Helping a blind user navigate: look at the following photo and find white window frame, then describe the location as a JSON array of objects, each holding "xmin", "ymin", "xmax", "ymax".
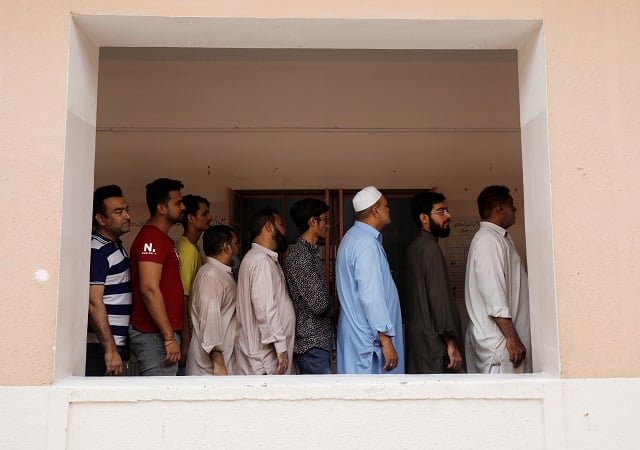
[{"xmin": 56, "ymin": 15, "xmax": 558, "ymax": 380}]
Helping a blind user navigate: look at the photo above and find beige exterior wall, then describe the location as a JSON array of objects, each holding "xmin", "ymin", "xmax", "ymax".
[
  {"xmin": 2, "ymin": 4, "xmax": 639, "ymax": 447},
  {"xmin": 6, "ymin": 0, "xmax": 638, "ymax": 385},
  {"xmin": 543, "ymin": 1, "xmax": 640, "ymax": 378}
]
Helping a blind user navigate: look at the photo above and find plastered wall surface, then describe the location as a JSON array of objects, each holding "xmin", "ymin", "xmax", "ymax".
[
  {"xmin": 2, "ymin": 377, "xmax": 640, "ymax": 449},
  {"xmin": 1, "ymin": 4, "xmax": 71, "ymax": 386},
  {"xmin": 3, "ymin": 1, "xmax": 640, "ymax": 447},
  {"xmin": 542, "ymin": 1, "xmax": 640, "ymax": 378}
]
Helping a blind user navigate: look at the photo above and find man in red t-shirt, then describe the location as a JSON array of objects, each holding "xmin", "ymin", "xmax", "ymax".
[{"xmin": 129, "ymin": 178, "xmax": 186, "ymax": 376}]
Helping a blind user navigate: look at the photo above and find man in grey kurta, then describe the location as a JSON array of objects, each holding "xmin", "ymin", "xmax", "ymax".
[{"xmin": 404, "ymin": 190, "xmax": 464, "ymax": 373}]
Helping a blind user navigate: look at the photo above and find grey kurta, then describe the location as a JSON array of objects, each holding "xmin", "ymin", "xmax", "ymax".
[{"xmin": 404, "ymin": 230, "xmax": 464, "ymax": 373}]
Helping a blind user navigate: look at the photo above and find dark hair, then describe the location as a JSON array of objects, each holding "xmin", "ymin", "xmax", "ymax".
[
  {"xmin": 145, "ymin": 178, "xmax": 183, "ymax": 215},
  {"xmin": 93, "ymin": 185, "xmax": 123, "ymax": 227},
  {"xmin": 477, "ymin": 185, "xmax": 511, "ymax": 220},
  {"xmin": 180, "ymin": 194, "xmax": 210, "ymax": 228},
  {"xmin": 248, "ymin": 206, "xmax": 278, "ymax": 242},
  {"xmin": 410, "ymin": 190, "xmax": 446, "ymax": 228},
  {"xmin": 289, "ymin": 198, "xmax": 329, "ymax": 233},
  {"xmin": 203, "ymin": 225, "xmax": 235, "ymax": 256}
]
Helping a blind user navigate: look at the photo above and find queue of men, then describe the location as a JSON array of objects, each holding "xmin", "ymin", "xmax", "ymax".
[{"xmin": 87, "ymin": 180, "xmax": 531, "ymax": 377}]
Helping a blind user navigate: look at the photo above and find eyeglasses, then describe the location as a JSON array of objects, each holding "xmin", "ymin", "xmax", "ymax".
[
  {"xmin": 430, "ymin": 208, "xmax": 451, "ymax": 216},
  {"xmin": 314, "ymin": 216, "xmax": 330, "ymax": 225}
]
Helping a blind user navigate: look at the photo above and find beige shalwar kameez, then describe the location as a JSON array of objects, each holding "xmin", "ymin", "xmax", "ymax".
[{"xmin": 235, "ymin": 243, "xmax": 295, "ymax": 375}]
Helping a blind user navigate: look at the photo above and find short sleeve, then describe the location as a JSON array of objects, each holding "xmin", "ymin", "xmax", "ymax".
[{"xmin": 89, "ymin": 248, "xmax": 109, "ymax": 285}]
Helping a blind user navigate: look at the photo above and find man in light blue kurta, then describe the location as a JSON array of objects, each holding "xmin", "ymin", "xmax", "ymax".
[{"xmin": 336, "ymin": 186, "xmax": 404, "ymax": 374}]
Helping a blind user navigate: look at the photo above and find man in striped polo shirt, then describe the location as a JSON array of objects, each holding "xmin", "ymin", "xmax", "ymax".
[{"xmin": 87, "ymin": 185, "xmax": 133, "ymax": 376}]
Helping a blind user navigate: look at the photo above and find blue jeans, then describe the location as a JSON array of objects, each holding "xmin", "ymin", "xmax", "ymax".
[
  {"xmin": 129, "ymin": 326, "xmax": 180, "ymax": 376},
  {"xmin": 294, "ymin": 347, "xmax": 332, "ymax": 374},
  {"xmin": 85, "ymin": 343, "xmax": 129, "ymax": 376}
]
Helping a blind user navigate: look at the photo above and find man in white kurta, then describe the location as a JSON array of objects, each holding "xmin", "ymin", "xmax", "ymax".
[
  {"xmin": 235, "ymin": 208, "xmax": 295, "ymax": 375},
  {"xmin": 465, "ymin": 186, "xmax": 531, "ymax": 373},
  {"xmin": 187, "ymin": 225, "xmax": 239, "ymax": 376}
]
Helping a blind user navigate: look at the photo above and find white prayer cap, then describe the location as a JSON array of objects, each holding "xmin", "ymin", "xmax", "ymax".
[{"xmin": 353, "ymin": 186, "xmax": 382, "ymax": 212}]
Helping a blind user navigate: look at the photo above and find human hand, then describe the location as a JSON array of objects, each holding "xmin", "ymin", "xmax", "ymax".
[
  {"xmin": 379, "ymin": 333, "xmax": 398, "ymax": 371},
  {"xmin": 213, "ymin": 365, "xmax": 228, "ymax": 376},
  {"xmin": 446, "ymin": 341, "xmax": 463, "ymax": 371},
  {"xmin": 163, "ymin": 339, "xmax": 181, "ymax": 365},
  {"xmin": 276, "ymin": 351, "xmax": 288, "ymax": 374},
  {"xmin": 104, "ymin": 349, "xmax": 123, "ymax": 376},
  {"xmin": 506, "ymin": 336, "xmax": 526, "ymax": 368},
  {"xmin": 212, "ymin": 351, "xmax": 228, "ymax": 376}
]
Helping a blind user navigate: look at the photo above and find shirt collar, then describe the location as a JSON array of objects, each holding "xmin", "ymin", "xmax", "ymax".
[
  {"xmin": 206, "ymin": 256, "xmax": 233, "ymax": 274},
  {"xmin": 480, "ymin": 220, "xmax": 508, "ymax": 237},
  {"xmin": 251, "ymin": 242, "xmax": 279, "ymax": 260},
  {"xmin": 297, "ymin": 236, "xmax": 318, "ymax": 251},
  {"xmin": 354, "ymin": 221, "xmax": 382, "ymax": 241},
  {"xmin": 419, "ymin": 229, "xmax": 437, "ymax": 242},
  {"xmin": 92, "ymin": 230, "xmax": 123, "ymax": 247}
]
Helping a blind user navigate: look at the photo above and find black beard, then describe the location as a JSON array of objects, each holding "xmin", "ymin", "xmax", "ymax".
[
  {"xmin": 275, "ymin": 229, "xmax": 289, "ymax": 253},
  {"xmin": 430, "ymin": 218, "xmax": 451, "ymax": 238}
]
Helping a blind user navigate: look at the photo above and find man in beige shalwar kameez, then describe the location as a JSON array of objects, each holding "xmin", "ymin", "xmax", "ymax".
[
  {"xmin": 186, "ymin": 225, "xmax": 239, "ymax": 376},
  {"xmin": 235, "ymin": 207, "xmax": 295, "ymax": 375}
]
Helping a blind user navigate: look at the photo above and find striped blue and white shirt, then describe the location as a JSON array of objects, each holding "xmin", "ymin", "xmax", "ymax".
[{"xmin": 88, "ymin": 231, "xmax": 133, "ymax": 347}]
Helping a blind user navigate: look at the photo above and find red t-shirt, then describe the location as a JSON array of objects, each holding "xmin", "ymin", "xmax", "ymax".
[{"xmin": 130, "ymin": 224, "xmax": 184, "ymax": 333}]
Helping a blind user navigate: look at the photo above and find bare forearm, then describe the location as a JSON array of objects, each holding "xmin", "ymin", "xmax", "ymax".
[
  {"xmin": 182, "ymin": 296, "xmax": 192, "ymax": 334},
  {"xmin": 88, "ymin": 301, "xmax": 117, "ymax": 352},
  {"xmin": 210, "ymin": 350, "xmax": 227, "ymax": 375},
  {"xmin": 443, "ymin": 336, "xmax": 456, "ymax": 349},
  {"xmin": 493, "ymin": 317, "xmax": 519, "ymax": 340},
  {"xmin": 493, "ymin": 316, "xmax": 526, "ymax": 367},
  {"xmin": 378, "ymin": 331, "xmax": 392, "ymax": 346},
  {"xmin": 378, "ymin": 332, "xmax": 399, "ymax": 371},
  {"xmin": 443, "ymin": 336, "xmax": 463, "ymax": 370},
  {"xmin": 141, "ymin": 287, "xmax": 174, "ymax": 338}
]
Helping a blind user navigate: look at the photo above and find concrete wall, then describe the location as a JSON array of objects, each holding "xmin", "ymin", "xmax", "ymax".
[
  {"xmin": 2, "ymin": 0, "xmax": 640, "ymax": 448},
  {"xmin": 2, "ymin": 377, "xmax": 640, "ymax": 449}
]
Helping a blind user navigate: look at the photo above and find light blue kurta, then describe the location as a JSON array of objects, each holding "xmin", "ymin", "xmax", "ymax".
[{"xmin": 336, "ymin": 221, "xmax": 405, "ymax": 374}]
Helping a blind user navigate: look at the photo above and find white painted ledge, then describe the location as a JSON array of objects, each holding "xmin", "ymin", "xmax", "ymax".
[{"xmin": 56, "ymin": 373, "xmax": 558, "ymax": 402}]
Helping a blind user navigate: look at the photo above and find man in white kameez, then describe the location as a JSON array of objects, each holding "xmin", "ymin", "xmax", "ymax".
[
  {"xmin": 465, "ymin": 185, "xmax": 532, "ymax": 373},
  {"xmin": 235, "ymin": 207, "xmax": 295, "ymax": 375},
  {"xmin": 186, "ymin": 225, "xmax": 240, "ymax": 376}
]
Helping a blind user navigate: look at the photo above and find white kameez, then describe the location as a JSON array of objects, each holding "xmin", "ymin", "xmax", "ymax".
[{"xmin": 464, "ymin": 221, "xmax": 532, "ymax": 373}]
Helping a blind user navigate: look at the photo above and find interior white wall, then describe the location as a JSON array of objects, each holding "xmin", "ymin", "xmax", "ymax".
[
  {"xmin": 55, "ymin": 21, "xmax": 100, "ymax": 380},
  {"xmin": 518, "ymin": 27, "xmax": 559, "ymax": 374},
  {"xmin": 94, "ymin": 50, "xmax": 523, "ymax": 205}
]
